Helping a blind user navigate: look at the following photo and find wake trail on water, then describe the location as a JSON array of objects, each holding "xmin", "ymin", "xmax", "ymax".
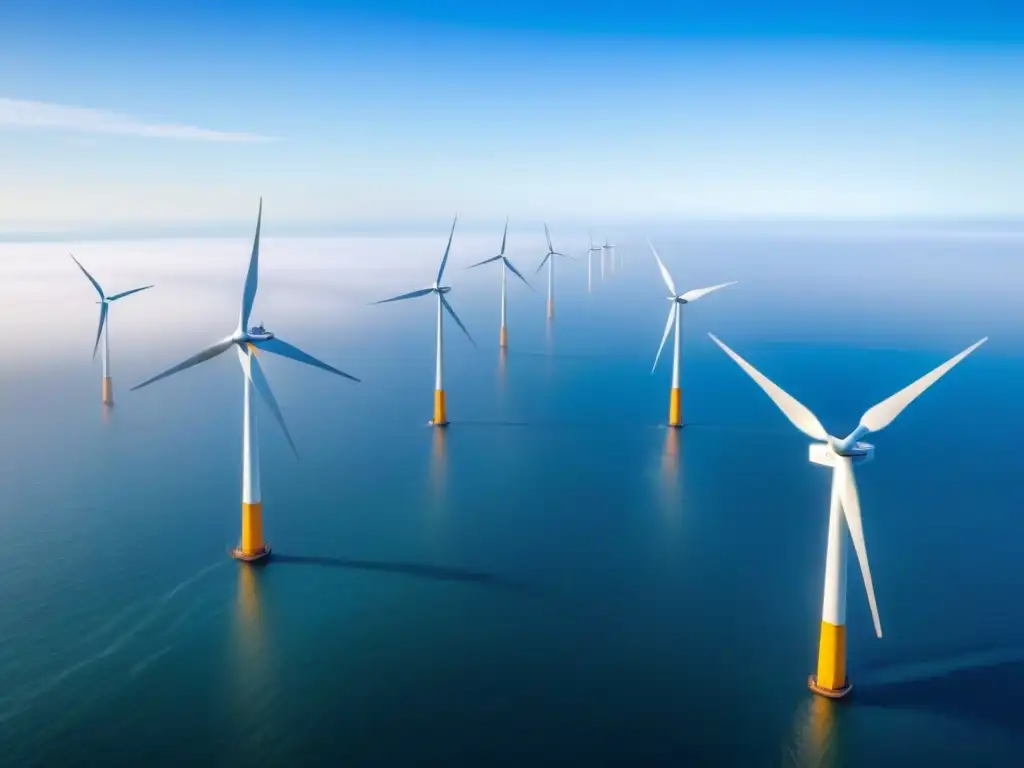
[{"xmin": 0, "ymin": 560, "xmax": 224, "ymax": 724}]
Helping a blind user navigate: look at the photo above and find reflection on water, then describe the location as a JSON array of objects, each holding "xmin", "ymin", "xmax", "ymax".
[
  {"xmin": 658, "ymin": 428, "xmax": 683, "ymax": 529},
  {"xmin": 429, "ymin": 426, "xmax": 448, "ymax": 502},
  {"xmin": 497, "ymin": 347, "xmax": 508, "ymax": 395},
  {"xmin": 227, "ymin": 563, "xmax": 272, "ymax": 756},
  {"xmin": 783, "ymin": 695, "xmax": 839, "ymax": 768}
]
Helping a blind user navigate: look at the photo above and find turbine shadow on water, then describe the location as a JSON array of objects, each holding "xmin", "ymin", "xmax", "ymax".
[
  {"xmin": 271, "ymin": 554, "xmax": 537, "ymax": 593},
  {"xmin": 854, "ymin": 649, "xmax": 1024, "ymax": 733}
]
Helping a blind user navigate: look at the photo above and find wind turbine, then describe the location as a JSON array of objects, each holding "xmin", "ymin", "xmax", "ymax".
[
  {"xmin": 649, "ymin": 239, "xmax": 736, "ymax": 427},
  {"xmin": 70, "ymin": 255, "xmax": 153, "ymax": 406},
  {"xmin": 536, "ymin": 222, "xmax": 572, "ymax": 320},
  {"xmin": 373, "ymin": 215, "xmax": 475, "ymax": 426},
  {"xmin": 708, "ymin": 333, "xmax": 988, "ymax": 698},
  {"xmin": 585, "ymin": 231, "xmax": 602, "ymax": 293},
  {"xmin": 467, "ymin": 217, "xmax": 533, "ymax": 349},
  {"xmin": 601, "ymin": 237, "xmax": 616, "ymax": 278},
  {"xmin": 131, "ymin": 199, "xmax": 359, "ymax": 563}
]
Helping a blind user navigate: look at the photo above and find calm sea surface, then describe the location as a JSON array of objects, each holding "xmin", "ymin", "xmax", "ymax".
[{"xmin": 1, "ymin": 225, "xmax": 1023, "ymax": 766}]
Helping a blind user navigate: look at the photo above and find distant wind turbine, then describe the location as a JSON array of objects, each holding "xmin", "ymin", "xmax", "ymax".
[
  {"xmin": 601, "ymin": 237, "xmax": 616, "ymax": 279},
  {"xmin": 708, "ymin": 333, "xmax": 987, "ymax": 698},
  {"xmin": 649, "ymin": 239, "xmax": 736, "ymax": 427},
  {"xmin": 374, "ymin": 215, "xmax": 475, "ymax": 426},
  {"xmin": 585, "ymin": 231, "xmax": 602, "ymax": 293},
  {"xmin": 131, "ymin": 199, "xmax": 360, "ymax": 563},
  {"xmin": 70, "ymin": 255, "xmax": 153, "ymax": 406},
  {"xmin": 467, "ymin": 217, "xmax": 533, "ymax": 349},
  {"xmin": 536, "ymin": 222, "xmax": 572, "ymax": 320}
]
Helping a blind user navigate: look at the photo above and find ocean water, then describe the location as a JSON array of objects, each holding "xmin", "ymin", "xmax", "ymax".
[{"xmin": 1, "ymin": 224, "xmax": 1024, "ymax": 766}]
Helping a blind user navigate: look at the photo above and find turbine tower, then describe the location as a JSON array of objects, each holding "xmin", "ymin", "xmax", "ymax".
[
  {"xmin": 374, "ymin": 215, "xmax": 475, "ymax": 426},
  {"xmin": 536, "ymin": 222, "xmax": 571, "ymax": 320},
  {"xmin": 709, "ymin": 333, "xmax": 987, "ymax": 698},
  {"xmin": 131, "ymin": 199, "xmax": 359, "ymax": 563},
  {"xmin": 70, "ymin": 255, "xmax": 153, "ymax": 406},
  {"xmin": 649, "ymin": 239, "xmax": 736, "ymax": 427},
  {"xmin": 585, "ymin": 231, "xmax": 602, "ymax": 293},
  {"xmin": 467, "ymin": 217, "xmax": 533, "ymax": 349}
]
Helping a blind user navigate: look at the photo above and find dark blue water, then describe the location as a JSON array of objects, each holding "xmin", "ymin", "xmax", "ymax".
[{"xmin": 2, "ymin": 227, "xmax": 1023, "ymax": 765}]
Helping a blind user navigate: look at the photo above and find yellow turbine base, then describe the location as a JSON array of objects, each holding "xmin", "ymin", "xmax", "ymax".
[
  {"xmin": 547, "ymin": 299, "xmax": 554, "ymax": 319},
  {"xmin": 668, "ymin": 387, "xmax": 682, "ymax": 427},
  {"xmin": 433, "ymin": 389, "xmax": 448, "ymax": 426},
  {"xmin": 102, "ymin": 377, "xmax": 114, "ymax": 405},
  {"xmin": 811, "ymin": 621, "xmax": 851, "ymax": 696},
  {"xmin": 499, "ymin": 326, "xmax": 508, "ymax": 348},
  {"xmin": 240, "ymin": 501, "xmax": 265, "ymax": 556}
]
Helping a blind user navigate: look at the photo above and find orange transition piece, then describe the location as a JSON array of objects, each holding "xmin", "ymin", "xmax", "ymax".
[
  {"xmin": 432, "ymin": 389, "xmax": 448, "ymax": 426},
  {"xmin": 102, "ymin": 377, "xmax": 114, "ymax": 406},
  {"xmin": 499, "ymin": 325, "xmax": 508, "ymax": 348},
  {"xmin": 547, "ymin": 299, "xmax": 554, "ymax": 320},
  {"xmin": 808, "ymin": 621, "xmax": 851, "ymax": 698},
  {"xmin": 232, "ymin": 501, "xmax": 271, "ymax": 562},
  {"xmin": 668, "ymin": 387, "xmax": 682, "ymax": 427}
]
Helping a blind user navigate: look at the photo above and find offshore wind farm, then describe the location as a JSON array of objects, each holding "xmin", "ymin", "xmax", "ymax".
[{"xmin": 3, "ymin": 1, "xmax": 1024, "ymax": 765}]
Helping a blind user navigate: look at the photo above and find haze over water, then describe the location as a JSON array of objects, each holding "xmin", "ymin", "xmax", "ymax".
[{"xmin": 2, "ymin": 222, "xmax": 1024, "ymax": 765}]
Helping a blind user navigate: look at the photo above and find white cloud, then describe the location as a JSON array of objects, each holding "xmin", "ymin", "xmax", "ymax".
[{"xmin": 0, "ymin": 97, "xmax": 276, "ymax": 142}]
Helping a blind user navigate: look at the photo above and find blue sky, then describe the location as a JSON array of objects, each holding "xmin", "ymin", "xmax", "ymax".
[{"xmin": 1, "ymin": 1, "xmax": 1023, "ymax": 231}]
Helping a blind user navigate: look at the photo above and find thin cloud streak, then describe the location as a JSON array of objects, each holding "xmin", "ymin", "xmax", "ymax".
[{"xmin": 0, "ymin": 98, "xmax": 276, "ymax": 142}]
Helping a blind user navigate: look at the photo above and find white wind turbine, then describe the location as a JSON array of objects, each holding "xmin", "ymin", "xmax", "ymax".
[
  {"xmin": 466, "ymin": 217, "xmax": 533, "ymax": 349},
  {"xmin": 131, "ymin": 199, "xmax": 360, "ymax": 562},
  {"xmin": 601, "ymin": 236, "xmax": 616, "ymax": 279},
  {"xmin": 649, "ymin": 239, "xmax": 736, "ymax": 427},
  {"xmin": 536, "ymin": 222, "xmax": 572, "ymax": 320},
  {"xmin": 373, "ymin": 215, "xmax": 475, "ymax": 426},
  {"xmin": 709, "ymin": 333, "xmax": 988, "ymax": 698},
  {"xmin": 70, "ymin": 255, "xmax": 153, "ymax": 406},
  {"xmin": 585, "ymin": 231, "xmax": 602, "ymax": 293}
]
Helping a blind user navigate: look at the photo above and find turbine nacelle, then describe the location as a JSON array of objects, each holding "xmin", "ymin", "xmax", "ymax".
[
  {"xmin": 811, "ymin": 440, "xmax": 875, "ymax": 468},
  {"xmin": 244, "ymin": 325, "xmax": 275, "ymax": 342}
]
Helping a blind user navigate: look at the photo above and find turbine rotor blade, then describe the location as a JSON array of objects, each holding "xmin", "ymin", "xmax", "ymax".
[
  {"xmin": 857, "ymin": 337, "xmax": 989, "ymax": 434},
  {"xmin": 708, "ymin": 334, "xmax": 829, "ymax": 441},
  {"xmin": 466, "ymin": 255, "xmax": 503, "ymax": 269},
  {"xmin": 436, "ymin": 215, "xmax": 458, "ymax": 285},
  {"xmin": 240, "ymin": 346, "xmax": 298, "ymax": 458},
  {"xmin": 647, "ymin": 239, "xmax": 677, "ymax": 296},
  {"xmin": 372, "ymin": 288, "xmax": 433, "ymax": 304},
  {"xmin": 92, "ymin": 302, "xmax": 108, "ymax": 359},
  {"xmin": 679, "ymin": 281, "xmax": 738, "ymax": 303},
  {"xmin": 131, "ymin": 337, "xmax": 235, "ymax": 391},
  {"xmin": 500, "ymin": 217, "xmax": 509, "ymax": 256},
  {"xmin": 503, "ymin": 257, "xmax": 535, "ymax": 291},
  {"xmin": 543, "ymin": 222, "xmax": 554, "ymax": 254},
  {"xmin": 836, "ymin": 458, "xmax": 883, "ymax": 638},
  {"xmin": 535, "ymin": 253, "xmax": 551, "ymax": 274},
  {"xmin": 652, "ymin": 303, "xmax": 676, "ymax": 373},
  {"xmin": 70, "ymin": 254, "xmax": 104, "ymax": 300},
  {"xmin": 239, "ymin": 198, "xmax": 263, "ymax": 332},
  {"xmin": 255, "ymin": 337, "xmax": 360, "ymax": 382},
  {"xmin": 107, "ymin": 284, "xmax": 155, "ymax": 301},
  {"xmin": 440, "ymin": 294, "xmax": 475, "ymax": 347}
]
